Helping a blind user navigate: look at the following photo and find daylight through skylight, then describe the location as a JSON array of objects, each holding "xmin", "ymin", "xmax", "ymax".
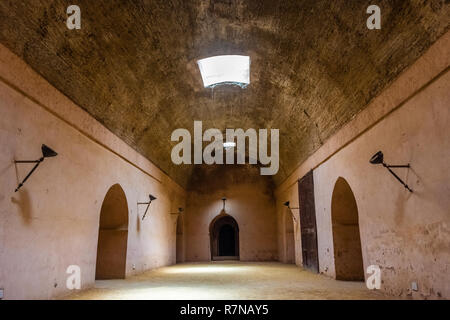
[{"xmin": 197, "ymin": 55, "xmax": 250, "ymax": 88}]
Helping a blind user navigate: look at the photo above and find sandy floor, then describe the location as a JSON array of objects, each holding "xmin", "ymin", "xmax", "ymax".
[{"xmin": 64, "ymin": 262, "xmax": 391, "ymax": 300}]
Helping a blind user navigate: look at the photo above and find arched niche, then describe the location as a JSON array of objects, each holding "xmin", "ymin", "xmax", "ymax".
[
  {"xmin": 331, "ymin": 177, "xmax": 364, "ymax": 281},
  {"xmin": 176, "ymin": 213, "xmax": 184, "ymax": 263},
  {"xmin": 95, "ymin": 184, "xmax": 129, "ymax": 279},
  {"xmin": 284, "ymin": 207, "xmax": 295, "ymax": 263}
]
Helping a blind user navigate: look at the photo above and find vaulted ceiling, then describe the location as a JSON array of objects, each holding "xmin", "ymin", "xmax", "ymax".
[{"xmin": 0, "ymin": 0, "xmax": 448, "ymax": 187}]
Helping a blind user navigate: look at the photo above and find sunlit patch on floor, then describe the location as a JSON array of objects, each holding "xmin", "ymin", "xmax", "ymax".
[
  {"xmin": 160, "ymin": 264, "xmax": 251, "ymax": 274},
  {"xmin": 64, "ymin": 262, "xmax": 393, "ymax": 300}
]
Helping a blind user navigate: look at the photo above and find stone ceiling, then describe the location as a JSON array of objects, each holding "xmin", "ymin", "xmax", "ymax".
[{"xmin": 0, "ymin": 0, "xmax": 448, "ymax": 187}]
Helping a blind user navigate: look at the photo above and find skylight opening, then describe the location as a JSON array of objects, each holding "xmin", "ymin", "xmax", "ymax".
[{"xmin": 197, "ymin": 55, "xmax": 250, "ymax": 88}]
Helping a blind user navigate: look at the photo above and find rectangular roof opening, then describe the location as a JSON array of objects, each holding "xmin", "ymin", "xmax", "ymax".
[{"xmin": 197, "ymin": 55, "xmax": 250, "ymax": 88}]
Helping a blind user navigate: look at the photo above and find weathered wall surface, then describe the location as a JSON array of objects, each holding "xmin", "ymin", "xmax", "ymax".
[
  {"xmin": 185, "ymin": 165, "xmax": 278, "ymax": 262},
  {"xmin": 0, "ymin": 45, "xmax": 186, "ymax": 299},
  {"xmin": 276, "ymin": 31, "xmax": 450, "ymax": 299}
]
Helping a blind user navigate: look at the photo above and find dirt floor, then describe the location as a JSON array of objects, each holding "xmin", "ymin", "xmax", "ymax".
[{"xmin": 64, "ymin": 262, "xmax": 392, "ymax": 300}]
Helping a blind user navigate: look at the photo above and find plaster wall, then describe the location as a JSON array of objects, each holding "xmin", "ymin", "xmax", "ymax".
[
  {"xmin": 185, "ymin": 165, "xmax": 278, "ymax": 262},
  {"xmin": 275, "ymin": 31, "xmax": 450, "ymax": 299},
  {"xmin": 0, "ymin": 45, "xmax": 186, "ymax": 299}
]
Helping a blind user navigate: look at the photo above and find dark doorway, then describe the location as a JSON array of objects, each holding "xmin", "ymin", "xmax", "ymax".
[
  {"xmin": 298, "ymin": 170, "xmax": 319, "ymax": 273},
  {"xmin": 219, "ymin": 224, "xmax": 236, "ymax": 256},
  {"xmin": 210, "ymin": 215, "xmax": 239, "ymax": 260},
  {"xmin": 331, "ymin": 177, "xmax": 364, "ymax": 281},
  {"xmin": 95, "ymin": 184, "xmax": 129, "ymax": 279}
]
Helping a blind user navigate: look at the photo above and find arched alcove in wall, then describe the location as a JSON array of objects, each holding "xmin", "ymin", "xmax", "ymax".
[
  {"xmin": 331, "ymin": 177, "xmax": 364, "ymax": 281},
  {"xmin": 284, "ymin": 208, "xmax": 295, "ymax": 263},
  {"xmin": 209, "ymin": 214, "xmax": 240, "ymax": 261},
  {"xmin": 176, "ymin": 213, "xmax": 184, "ymax": 263},
  {"xmin": 95, "ymin": 184, "xmax": 129, "ymax": 279}
]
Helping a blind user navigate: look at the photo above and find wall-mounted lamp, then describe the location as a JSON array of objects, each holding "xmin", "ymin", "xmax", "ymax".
[
  {"xmin": 283, "ymin": 201, "xmax": 298, "ymax": 222},
  {"xmin": 170, "ymin": 207, "xmax": 184, "ymax": 215},
  {"xmin": 370, "ymin": 151, "xmax": 413, "ymax": 193},
  {"xmin": 137, "ymin": 194, "xmax": 157, "ymax": 220},
  {"xmin": 14, "ymin": 144, "xmax": 58, "ymax": 192},
  {"xmin": 222, "ymin": 197, "xmax": 227, "ymax": 211}
]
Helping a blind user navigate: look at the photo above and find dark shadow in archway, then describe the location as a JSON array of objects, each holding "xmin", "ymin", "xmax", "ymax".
[
  {"xmin": 331, "ymin": 177, "xmax": 364, "ymax": 281},
  {"xmin": 210, "ymin": 214, "xmax": 239, "ymax": 261},
  {"xmin": 284, "ymin": 207, "xmax": 295, "ymax": 263},
  {"xmin": 95, "ymin": 184, "xmax": 129, "ymax": 279},
  {"xmin": 176, "ymin": 213, "xmax": 184, "ymax": 263}
]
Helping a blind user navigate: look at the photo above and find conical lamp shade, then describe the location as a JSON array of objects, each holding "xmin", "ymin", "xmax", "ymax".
[
  {"xmin": 42, "ymin": 144, "xmax": 57, "ymax": 158},
  {"xmin": 370, "ymin": 151, "xmax": 384, "ymax": 164}
]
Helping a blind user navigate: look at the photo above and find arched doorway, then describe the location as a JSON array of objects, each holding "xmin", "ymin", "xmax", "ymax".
[
  {"xmin": 331, "ymin": 177, "xmax": 364, "ymax": 281},
  {"xmin": 176, "ymin": 213, "xmax": 184, "ymax": 263},
  {"xmin": 95, "ymin": 184, "xmax": 129, "ymax": 279},
  {"xmin": 210, "ymin": 215, "xmax": 239, "ymax": 260},
  {"xmin": 284, "ymin": 208, "xmax": 295, "ymax": 263}
]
